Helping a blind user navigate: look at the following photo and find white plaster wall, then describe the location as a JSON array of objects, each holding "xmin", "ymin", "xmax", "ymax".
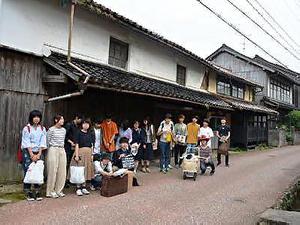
[{"xmin": 0, "ymin": 0, "xmax": 205, "ymax": 89}]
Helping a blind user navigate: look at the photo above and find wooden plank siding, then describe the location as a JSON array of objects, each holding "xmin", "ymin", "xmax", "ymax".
[{"xmin": 0, "ymin": 49, "xmax": 50, "ymax": 182}]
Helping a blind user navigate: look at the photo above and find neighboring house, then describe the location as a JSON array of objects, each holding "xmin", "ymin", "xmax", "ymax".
[
  {"xmin": 205, "ymin": 63, "xmax": 277, "ymax": 148},
  {"xmin": 0, "ymin": 0, "xmax": 277, "ymax": 181},
  {"xmin": 207, "ymin": 44, "xmax": 300, "ymax": 120}
]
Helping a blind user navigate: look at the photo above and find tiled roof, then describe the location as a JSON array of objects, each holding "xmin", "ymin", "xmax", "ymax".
[
  {"xmin": 76, "ymin": 0, "xmax": 212, "ymax": 69},
  {"xmin": 207, "ymin": 44, "xmax": 300, "ymax": 85},
  {"xmin": 253, "ymin": 55, "xmax": 300, "ymax": 82},
  {"xmin": 221, "ymin": 96, "xmax": 278, "ymax": 115},
  {"xmin": 44, "ymin": 52, "xmax": 233, "ymax": 110}
]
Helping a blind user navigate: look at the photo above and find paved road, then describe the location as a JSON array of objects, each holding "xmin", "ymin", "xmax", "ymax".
[{"xmin": 1, "ymin": 146, "xmax": 300, "ymax": 225}]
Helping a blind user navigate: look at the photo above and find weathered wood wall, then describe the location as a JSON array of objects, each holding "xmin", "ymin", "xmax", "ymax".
[{"xmin": 0, "ymin": 49, "xmax": 49, "ymax": 182}]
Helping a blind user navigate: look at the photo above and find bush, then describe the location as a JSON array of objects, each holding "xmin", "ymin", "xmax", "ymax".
[{"xmin": 288, "ymin": 110, "xmax": 300, "ymax": 130}]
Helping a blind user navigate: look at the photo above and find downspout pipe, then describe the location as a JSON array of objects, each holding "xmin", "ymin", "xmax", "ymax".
[
  {"xmin": 67, "ymin": 0, "xmax": 91, "ymax": 84},
  {"xmin": 46, "ymin": 0, "xmax": 90, "ymax": 102}
]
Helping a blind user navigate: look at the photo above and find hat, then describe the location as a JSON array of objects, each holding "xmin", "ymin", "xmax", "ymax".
[{"xmin": 199, "ymin": 135, "xmax": 210, "ymax": 141}]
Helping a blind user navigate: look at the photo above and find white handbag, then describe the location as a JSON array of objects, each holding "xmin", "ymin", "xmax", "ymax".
[
  {"xmin": 70, "ymin": 165, "xmax": 85, "ymax": 184},
  {"xmin": 23, "ymin": 160, "xmax": 44, "ymax": 184}
]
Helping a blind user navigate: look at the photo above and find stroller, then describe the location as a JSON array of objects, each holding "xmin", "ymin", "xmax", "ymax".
[{"xmin": 180, "ymin": 146, "xmax": 204, "ymax": 181}]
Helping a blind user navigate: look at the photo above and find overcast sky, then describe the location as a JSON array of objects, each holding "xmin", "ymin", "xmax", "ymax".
[{"xmin": 96, "ymin": 0, "xmax": 300, "ymax": 72}]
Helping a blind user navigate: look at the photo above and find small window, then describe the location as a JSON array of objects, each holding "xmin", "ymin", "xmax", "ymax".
[
  {"xmin": 176, "ymin": 65, "xmax": 186, "ymax": 86},
  {"xmin": 108, "ymin": 37, "xmax": 129, "ymax": 69}
]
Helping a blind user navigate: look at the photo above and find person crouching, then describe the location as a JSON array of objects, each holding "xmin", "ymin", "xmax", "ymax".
[
  {"xmin": 199, "ymin": 135, "xmax": 215, "ymax": 176},
  {"xmin": 90, "ymin": 153, "xmax": 113, "ymax": 191}
]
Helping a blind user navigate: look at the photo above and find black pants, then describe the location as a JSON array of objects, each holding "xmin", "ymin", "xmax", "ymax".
[
  {"xmin": 217, "ymin": 153, "xmax": 229, "ymax": 166},
  {"xmin": 174, "ymin": 144, "xmax": 186, "ymax": 165}
]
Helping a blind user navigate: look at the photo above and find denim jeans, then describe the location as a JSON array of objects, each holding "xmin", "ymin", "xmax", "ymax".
[
  {"xmin": 91, "ymin": 174, "xmax": 103, "ymax": 188},
  {"xmin": 187, "ymin": 143, "xmax": 197, "ymax": 148},
  {"xmin": 159, "ymin": 141, "xmax": 170, "ymax": 169},
  {"xmin": 22, "ymin": 149, "xmax": 43, "ymax": 193},
  {"xmin": 200, "ymin": 159, "xmax": 215, "ymax": 173}
]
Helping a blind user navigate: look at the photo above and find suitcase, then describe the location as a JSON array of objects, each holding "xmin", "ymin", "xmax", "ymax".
[{"xmin": 101, "ymin": 174, "xmax": 128, "ymax": 197}]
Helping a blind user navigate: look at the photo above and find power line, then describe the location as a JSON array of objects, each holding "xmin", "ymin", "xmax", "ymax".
[
  {"xmin": 225, "ymin": 0, "xmax": 300, "ymax": 60},
  {"xmin": 195, "ymin": 0, "xmax": 286, "ymax": 66},
  {"xmin": 251, "ymin": 0, "xmax": 300, "ymax": 49}
]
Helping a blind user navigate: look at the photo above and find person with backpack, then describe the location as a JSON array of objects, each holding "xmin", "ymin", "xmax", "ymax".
[
  {"xmin": 46, "ymin": 114, "xmax": 67, "ymax": 198},
  {"xmin": 21, "ymin": 110, "xmax": 47, "ymax": 201},
  {"xmin": 157, "ymin": 113, "xmax": 174, "ymax": 174}
]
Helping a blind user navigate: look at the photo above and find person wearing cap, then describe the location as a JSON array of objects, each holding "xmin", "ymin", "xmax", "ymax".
[
  {"xmin": 199, "ymin": 135, "xmax": 215, "ymax": 175},
  {"xmin": 186, "ymin": 116, "xmax": 200, "ymax": 147},
  {"xmin": 198, "ymin": 119, "xmax": 214, "ymax": 148},
  {"xmin": 157, "ymin": 113, "xmax": 175, "ymax": 173},
  {"xmin": 90, "ymin": 153, "xmax": 113, "ymax": 191}
]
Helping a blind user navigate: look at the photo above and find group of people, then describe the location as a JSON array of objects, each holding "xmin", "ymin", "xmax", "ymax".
[
  {"xmin": 157, "ymin": 113, "xmax": 231, "ymax": 174},
  {"xmin": 20, "ymin": 110, "xmax": 231, "ymax": 201}
]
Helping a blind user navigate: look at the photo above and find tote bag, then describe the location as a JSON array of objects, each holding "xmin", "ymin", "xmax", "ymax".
[
  {"xmin": 23, "ymin": 160, "xmax": 44, "ymax": 184},
  {"xmin": 121, "ymin": 155, "xmax": 135, "ymax": 169},
  {"xmin": 70, "ymin": 165, "xmax": 85, "ymax": 184}
]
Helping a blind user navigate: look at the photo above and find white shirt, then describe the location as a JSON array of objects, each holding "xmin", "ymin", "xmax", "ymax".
[
  {"xmin": 198, "ymin": 126, "xmax": 214, "ymax": 147},
  {"xmin": 94, "ymin": 128, "xmax": 102, "ymax": 154},
  {"xmin": 94, "ymin": 161, "xmax": 112, "ymax": 175}
]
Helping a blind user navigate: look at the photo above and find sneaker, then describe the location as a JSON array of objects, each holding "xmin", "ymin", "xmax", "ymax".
[
  {"xmin": 57, "ymin": 192, "xmax": 65, "ymax": 197},
  {"xmin": 210, "ymin": 171, "xmax": 215, "ymax": 176},
  {"xmin": 47, "ymin": 192, "xmax": 59, "ymax": 198},
  {"xmin": 35, "ymin": 192, "xmax": 43, "ymax": 201},
  {"xmin": 217, "ymin": 162, "xmax": 221, "ymax": 167},
  {"xmin": 90, "ymin": 185, "xmax": 96, "ymax": 191},
  {"xmin": 168, "ymin": 164, "xmax": 173, "ymax": 169},
  {"xmin": 163, "ymin": 169, "xmax": 167, "ymax": 174},
  {"xmin": 26, "ymin": 192, "xmax": 35, "ymax": 201},
  {"xmin": 141, "ymin": 167, "xmax": 147, "ymax": 173},
  {"xmin": 76, "ymin": 189, "xmax": 83, "ymax": 196},
  {"xmin": 81, "ymin": 188, "xmax": 90, "ymax": 195},
  {"xmin": 146, "ymin": 167, "xmax": 151, "ymax": 173}
]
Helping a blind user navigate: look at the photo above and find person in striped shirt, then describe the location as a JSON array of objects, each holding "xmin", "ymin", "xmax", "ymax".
[
  {"xmin": 199, "ymin": 135, "xmax": 215, "ymax": 176},
  {"xmin": 46, "ymin": 114, "xmax": 67, "ymax": 198}
]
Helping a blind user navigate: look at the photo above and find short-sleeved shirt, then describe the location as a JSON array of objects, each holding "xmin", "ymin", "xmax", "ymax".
[
  {"xmin": 65, "ymin": 121, "xmax": 79, "ymax": 143},
  {"xmin": 217, "ymin": 125, "xmax": 231, "ymax": 137},
  {"xmin": 186, "ymin": 123, "xmax": 200, "ymax": 144},
  {"xmin": 198, "ymin": 127, "xmax": 214, "ymax": 147},
  {"xmin": 157, "ymin": 121, "xmax": 174, "ymax": 143},
  {"xmin": 113, "ymin": 148, "xmax": 131, "ymax": 169},
  {"xmin": 199, "ymin": 145, "xmax": 212, "ymax": 159},
  {"xmin": 75, "ymin": 130, "xmax": 95, "ymax": 148},
  {"xmin": 101, "ymin": 121, "xmax": 118, "ymax": 152},
  {"xmin": 21, "ymin": 124, "xmax": 47, "ymax": 153}
]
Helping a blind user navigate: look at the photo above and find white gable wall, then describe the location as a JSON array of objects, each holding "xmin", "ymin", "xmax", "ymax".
[{"xmin": 0, "ymin": 0, "xmax": 205, "ymax": 90}]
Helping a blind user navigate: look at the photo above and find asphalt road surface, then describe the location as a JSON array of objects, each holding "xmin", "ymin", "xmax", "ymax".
[{"xmin": 1, "ymin": 145, "xmax": 300, "ymax": 225}]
